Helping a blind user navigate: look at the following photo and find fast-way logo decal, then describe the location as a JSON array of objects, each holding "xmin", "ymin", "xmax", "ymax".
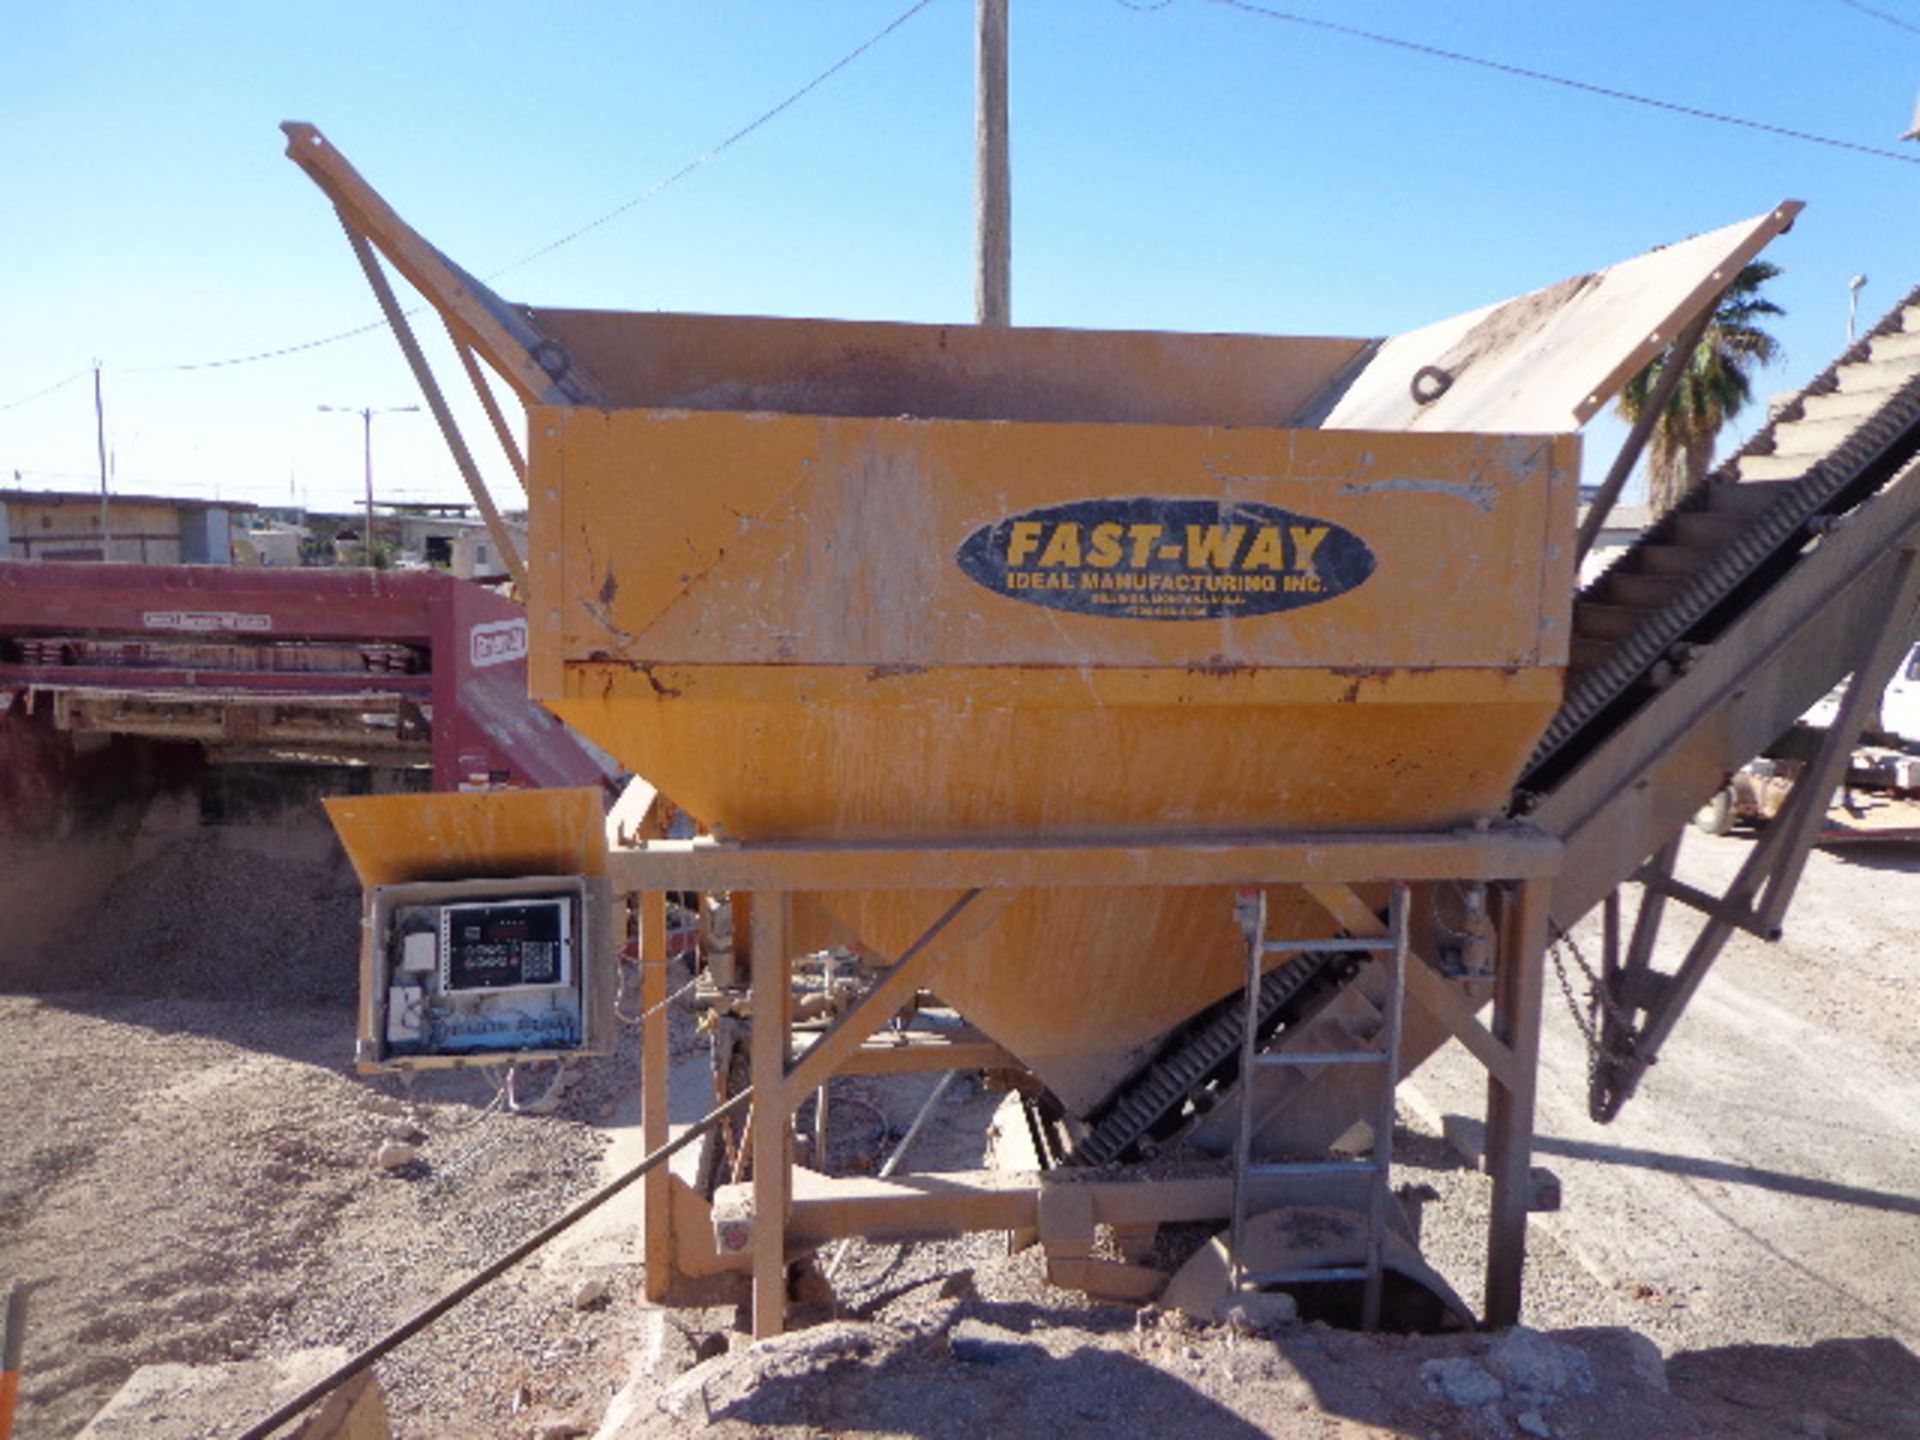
[{"xmin": 956, "ymin": 497, "xmax": 1374, "ymax": 621}]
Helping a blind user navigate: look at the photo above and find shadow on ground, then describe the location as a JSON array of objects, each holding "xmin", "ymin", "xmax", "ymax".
[
  {"xmin": 1669, "ymin": 1335, "xmax": 1920, "ymax": 1437},
  {"xmin": 1443, "ymin": 1114, "xmax": 1920, "ymax": 1219}
]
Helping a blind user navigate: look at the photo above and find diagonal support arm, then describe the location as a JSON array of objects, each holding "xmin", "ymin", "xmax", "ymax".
[
  {"xmin": 1596, "ymin": 547, "xmax": 1920, "ymax": 1118},
  {"xmin": 783, "ymin": 888, "xmax": 1014, "ymax": 1099},
  {"xmin": 1304, "ymin": 880, "xmax": 1526, "ymax": 1094},
  {"xmin": 340, "ymin": 222, "xmax": 531, "ymax": 593},
  {"xmin": 283, "ymin": 122, "xmax": 603, "ymax": 407}
]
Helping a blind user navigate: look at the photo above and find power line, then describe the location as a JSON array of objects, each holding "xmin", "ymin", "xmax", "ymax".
[
  {"xmin": 98, "ymin": 0, "xmax": 940, "ymax": 381},
  {"xmin": 1208, "ymin": 0, "xmax": 1920, "ymax": 167},
  {"xmin": 1834, "ymin": 0, "xmax": 1920, "ymax": 38},
  {"xmin": 125, "ymin": 318, "xmax": 392, "ymax": 375},
  {"xmin": 0, "ymin": 369, "xmax": 90, "ymax": 414},
  {"xmin": 492, "ymin": 0, "xmax": 940, "ymax": 280}
]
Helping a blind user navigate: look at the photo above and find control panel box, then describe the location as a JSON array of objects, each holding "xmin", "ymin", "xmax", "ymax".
[{"xmin": 356, "ymin": 873, "xmax": 612, "ymax": 1071}]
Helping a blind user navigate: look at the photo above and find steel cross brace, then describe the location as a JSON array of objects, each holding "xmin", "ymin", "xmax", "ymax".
[
  {"xmin": 614, "ymin": 830, "xmax": 1562, "ymax": 1336},
  {"xmin": 747, "ymin": 887, "xmax": 1012, "ymax": 1337},
  {"xmin": 1591, "ymin": 546, "xmax": 1920, "ymax": 1120}
]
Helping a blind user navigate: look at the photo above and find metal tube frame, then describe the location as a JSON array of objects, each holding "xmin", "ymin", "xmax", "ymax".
[
  {"xmin": 1576, "ymin": 304, "xmax": 1717, "ymax": 564},
  {"xmin": 337, "ymin": 219, "xmax": 531, "ymax": 593},
  {"xmin": 1589, "ymin": 545, "xmax": 1920, "ymax": 1120},
  {"xmin": 624, "ymin": 827, "xmax": 1561, "ymax": 1336}
]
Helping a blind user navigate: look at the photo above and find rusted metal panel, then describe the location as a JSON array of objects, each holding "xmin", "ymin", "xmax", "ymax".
[
  {"xmin": 531, "ymin": 411, "xmax": 1577, "ymax": 854},
  {"xmin": 520, "ymin": 330, "xmax": 1576, "ymax": 1112},
  {"xmin": 0, "ymin": 561, "xmax": 442, "ymax": 641},
  {"xmin": 538, "ymin": 411, "xmax": 1570, "ymax": 672},
  {"xmin": 48, "ymin": 689, "xmax": 425, "ymax": 751}
]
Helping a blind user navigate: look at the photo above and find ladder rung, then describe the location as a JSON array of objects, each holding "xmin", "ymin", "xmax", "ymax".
[
  {"xmin": 1260, "ymin": 937, "xmax": 1398, "ymax": 955},
  {"xmin": 1254, "ymin": 1049, "xmax": 1385, "ymax": 1068},
  {"xmin": 1240, "ymin": 1266, "xmax": 1372, "ymax": 1287},
  {"xmin": 1246, "ymin": 1159, "xmax": 1380, "ymax": 1178}
]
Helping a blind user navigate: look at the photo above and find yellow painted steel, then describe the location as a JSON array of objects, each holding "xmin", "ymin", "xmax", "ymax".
[
  {"xmin": 512, "ymin": 318, "xmax": 1577, "ymax": 1107},
  {"xmin": 326, "ymin": 787, "xmax": 607, "ymax": 889}
]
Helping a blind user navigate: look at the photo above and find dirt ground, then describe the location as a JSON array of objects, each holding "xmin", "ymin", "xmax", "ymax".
[{"xmin": 2, "ymin": 782, "xmax": 1918, "ymax": 1438}]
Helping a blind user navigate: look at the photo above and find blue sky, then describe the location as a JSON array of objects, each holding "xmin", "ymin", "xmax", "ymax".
[{"xmin": 5, "ymin": 0, "xmax": 1920, "ymax": 513}]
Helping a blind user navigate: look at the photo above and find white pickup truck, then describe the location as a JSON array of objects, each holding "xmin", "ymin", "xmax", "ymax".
[
  {"xmin": 1878, "ymin": 641, "xmax": 1920, "ymax": 741},
  {"xmin": 1697, "ymin": 641, "xmax": 1920, "ymax": 839},
  {"xmin": 1801, "ymin": 640, "xmax": 1920, "ymax": 742}
]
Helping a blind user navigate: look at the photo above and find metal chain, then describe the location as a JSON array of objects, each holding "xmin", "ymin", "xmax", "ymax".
[{"xmin": 1546, "ymin": 919, "xmax": 1641, "ymax": 1093}]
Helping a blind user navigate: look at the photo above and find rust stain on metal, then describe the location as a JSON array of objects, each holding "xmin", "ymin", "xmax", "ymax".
[
  {"xmin": 639, "ymin": 663, "xmax": 683, "ymax": 699},
  {"xmin": 1327, "ymin": 666, "xmax": 1396, "ymax": 704},
  {"xmin": 522, "ymin": 317, "xmax": 1583, "ymax": 1115},
  {"xmin": 1338, "ymin": 476, "xmax": 1500, "ymax": 512},
  {"xmin": 1187, "ymin": 656, "xmax": 1255, "ymax": 679}
]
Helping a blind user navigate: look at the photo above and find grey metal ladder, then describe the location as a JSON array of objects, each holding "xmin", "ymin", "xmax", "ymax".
[{"xmin": 1228, "ymin": 882, "xmax": 1409, "ymax": 1331}]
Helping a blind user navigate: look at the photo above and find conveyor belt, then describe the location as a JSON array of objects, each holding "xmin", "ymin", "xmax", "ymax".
[
  {"xmin": 1522, "ymin": 285, "xmax": 1920, "ymax": 796},
  {"xmin": 1069, "ymin": 288, "xmax": 1920, "ymax": 1156},
  {"xmin": 1063, "ymin": 948, "xmax": 1355, "ymax": 1168}
]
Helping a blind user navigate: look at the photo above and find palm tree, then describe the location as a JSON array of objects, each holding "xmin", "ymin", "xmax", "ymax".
[{"xmin": 1617, "ymin": 260, "xmax": 1785, "ymax": 517}]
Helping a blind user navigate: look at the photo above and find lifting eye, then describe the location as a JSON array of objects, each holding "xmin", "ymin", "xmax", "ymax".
[{"xmin": 1410, "ymin": 365, "xmax": 1454, "ymax": 405}]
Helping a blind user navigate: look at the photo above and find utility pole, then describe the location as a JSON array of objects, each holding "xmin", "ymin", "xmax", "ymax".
[
  {"xmin": 976, "ymin": 0, "xmax": 1011, "ymax": 327},
  {"xmin": 360, "ymin": 411, "xmax": 374, "ymax": 562},
  {"xmin": 319, "ymin": 404, "xmax": 419, "ymax": 567},
  {"xmin": 93, "ymin": 361, "xmax": 111, "ymax": 559}
]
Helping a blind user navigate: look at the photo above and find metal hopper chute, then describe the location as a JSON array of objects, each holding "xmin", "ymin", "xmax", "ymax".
[{"xmin": 284, "ymin": 118, "xmax": 1815, "ymax": 1341}]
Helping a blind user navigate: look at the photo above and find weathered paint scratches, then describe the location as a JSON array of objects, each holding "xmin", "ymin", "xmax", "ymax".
[{"xmin": 1336, "ymin": 477, "xmax": 1501, "ymax": 512}]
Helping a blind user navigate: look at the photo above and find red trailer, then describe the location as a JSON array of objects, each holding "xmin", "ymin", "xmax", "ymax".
[{"xmin": 0, "ymin": 561, "xmax": 616, "ymax": 797}]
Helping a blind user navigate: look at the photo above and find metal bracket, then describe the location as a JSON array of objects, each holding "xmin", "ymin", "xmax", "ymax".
[{"xmin": 282, "ymin": 122, "xmax": 604, "ymax": 408}]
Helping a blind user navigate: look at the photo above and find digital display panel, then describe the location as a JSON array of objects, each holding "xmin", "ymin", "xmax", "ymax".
[{"xmin": 438, "ymin": 899, "xmax": 571, "ymax": 993}]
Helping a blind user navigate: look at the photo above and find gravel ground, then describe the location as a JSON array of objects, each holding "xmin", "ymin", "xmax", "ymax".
[
  {"xmin": 3, "ymin": 786, "xmax": 1916, "ymax": 1438},
  {"xmin": 0, "ymin": 787, "xmax": 628, "ymax": 1440},
  {"xmin": 1414, "ymin": 829, "xmax": 1920, "ymax": 1372}
]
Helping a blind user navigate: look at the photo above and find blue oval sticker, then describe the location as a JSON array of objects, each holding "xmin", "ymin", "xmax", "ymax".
[{"xmin": 956, "ymin": 497, "xmax": 1374, "ymax": 621}]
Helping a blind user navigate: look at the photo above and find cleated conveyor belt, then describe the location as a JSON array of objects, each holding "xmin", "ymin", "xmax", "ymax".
[
  {"xmin": 1524, "ymin": 284, "xmax": 1920, "ymax": 796},
  {"xmin": 1068, "ymin": 286, "xmax": 1920, "ymax": 1155},
  {"xmin": 1065, "ymin": 950, "xmax": 1345, "ymax": 1167}
]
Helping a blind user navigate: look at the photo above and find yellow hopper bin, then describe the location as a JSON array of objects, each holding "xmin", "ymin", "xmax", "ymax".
[
  {"xmin": 524, "ymin": 357, "xmax": 1573, "ymax": 1107},
  {"xmin": 285, "ymin": 120, "xmax": 1795, "ymax": 1111}
]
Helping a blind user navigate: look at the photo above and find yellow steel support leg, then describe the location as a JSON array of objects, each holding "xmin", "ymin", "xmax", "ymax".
[
  {"xmin": 750, "ymin": 892, "xmax": 794, "ymax": 1338},
  {"xmin": 1484, "ymin": 877, "xmax": 1548, "ymax": 1327},
  {"xmin": 641, "ymin": 890, "xmax": 673, "ymax": 1302}
]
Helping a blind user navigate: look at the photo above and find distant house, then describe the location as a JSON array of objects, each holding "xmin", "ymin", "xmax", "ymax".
[
  {"xmin": 0, "ymin": 489, "xmax": 234, "ymax": 565},
  {"xmin": 382, "ymin": 506, "xmax": 526, "ymax": 576},
  {"xmin": 451, "ymin": 522, "xmax": 527, "ymax": 582},
  {"xmin": 238, "ymin": 523, "xmax": 307, "ymax": 567}
]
